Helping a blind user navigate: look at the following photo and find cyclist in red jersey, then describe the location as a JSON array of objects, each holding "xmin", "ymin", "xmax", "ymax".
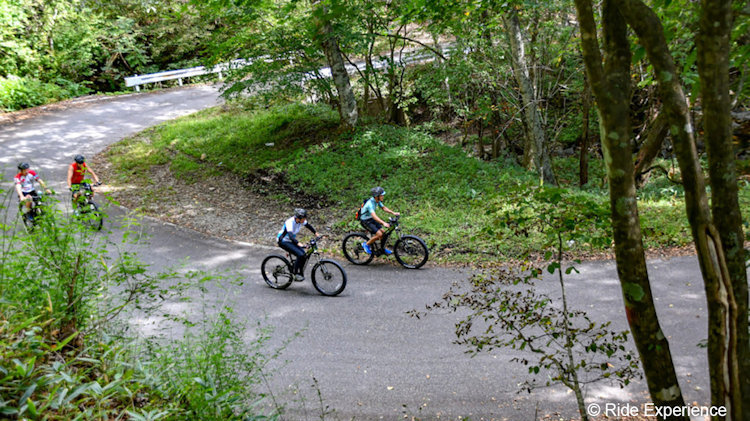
[{"xmin": 67, "ymin": 155, "xmax": 101, "ymax": 202}]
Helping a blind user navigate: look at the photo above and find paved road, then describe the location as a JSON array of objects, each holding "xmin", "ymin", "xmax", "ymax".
[{"xmin": 0, "ymin": 86, "xmax": 715, "ymax": 420}]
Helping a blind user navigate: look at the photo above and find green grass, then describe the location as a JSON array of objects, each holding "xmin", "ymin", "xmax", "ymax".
[{"xmin": 104, "ymin": 102, "xmax": 750, "ymax": 263}]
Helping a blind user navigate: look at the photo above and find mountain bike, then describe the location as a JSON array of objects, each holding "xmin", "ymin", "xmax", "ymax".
[
  {"xmin": 19, "ymin": 190, "xmax": 54, "ymax": 231},
  {"xmin": 261, "ymin": 235, "xmax": 347, "ymax": 296},
  {"xmin": 342, "ymin": 215, "xmax": 428, "ymax": 269},
  {"xmin": 72, "ymin": 182, "xmax": 103, "ymax": 231}
]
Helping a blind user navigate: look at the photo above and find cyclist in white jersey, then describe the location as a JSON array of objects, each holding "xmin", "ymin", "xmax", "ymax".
[
  {"xmin": 277, "ymin": 208, "xmax": 320, "ymax": 281},
  {"xmin": 14, "ymin": 162, "xmax": 51, "ymax": 217}
]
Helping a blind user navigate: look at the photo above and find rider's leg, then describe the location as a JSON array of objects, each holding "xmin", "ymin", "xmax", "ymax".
[
  {"xmin": 364, "ymin": 218, "xmax": 383, "ymax": 246},
  {"xmin": 366, "ymin": 229, "xmax": 383, "ymax": 246},
  {"xmin": 279, "ymin": 241, "xmax": 306, "ymax": 275},
  {"xmin": 21, "ymin": 196, "xmax": 32, "ymax": 213}
]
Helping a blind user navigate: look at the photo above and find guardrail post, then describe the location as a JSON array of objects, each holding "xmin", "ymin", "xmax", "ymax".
[{"xmin": 178, "ymin": 78, "xmax": 183, "ymax": 86}]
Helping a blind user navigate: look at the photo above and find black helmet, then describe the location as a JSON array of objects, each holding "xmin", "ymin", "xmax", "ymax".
[
  {"xmin": 74, "ymin": 155, "xmax": 85, "ymax": 164},
  {"xmin": 18, "ymin": 162, "xmax": 30, "ymax": 170},
  {"xmin": 294, "ymin": 208, "xmax": 307, "ymax": 219},
  {"xmin": 371, "ymin": 186, "xmax": 385, "ymax": 197}
]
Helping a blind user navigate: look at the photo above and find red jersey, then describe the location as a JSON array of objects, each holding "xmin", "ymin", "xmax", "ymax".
[{"xmin": 70, "ymin": 163, "xmax": 87, "ymax": 184}]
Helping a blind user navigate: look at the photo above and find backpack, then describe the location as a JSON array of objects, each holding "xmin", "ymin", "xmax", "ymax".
[{"xmin": 354, "ymin": 198, "xmax": 368, "ymax": 221}]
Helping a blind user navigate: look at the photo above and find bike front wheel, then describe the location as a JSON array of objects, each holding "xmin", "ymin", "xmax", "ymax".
[
  {"xmin": 78, "ymin": 201, "xmax": 103, "ymax": 231},
  {"xmin": 342, "ymin": 232, "xmax": 374, "ymax": 265},
  {"xmin": 261, "ymin": 255, "xmax": 294, "ymax": 290},
  {"xmin": 20, "ymin": 209, "xmax": 37, "ymax": 232},
  {"xmin": 312, "ymin": 259, "xmax": 347, "ymax": 296},
  {"xmin": 394, "ymin": 235, "xmax": 429, "ymax": 269}
]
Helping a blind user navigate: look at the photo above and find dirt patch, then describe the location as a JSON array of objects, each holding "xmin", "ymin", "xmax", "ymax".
[{"xmin": 91, "ymin": 149, "xmax": 343, "ymax": 247}]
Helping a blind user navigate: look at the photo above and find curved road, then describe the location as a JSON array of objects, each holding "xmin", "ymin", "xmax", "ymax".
[{"xmin": 0, "ymin": 86, "xmax": 714, "ymax": 420}]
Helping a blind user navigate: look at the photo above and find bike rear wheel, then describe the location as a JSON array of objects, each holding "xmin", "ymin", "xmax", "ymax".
[
  {"xmin": 394, "ymin": 235, "xmax": 429, "ymax": 269},
  {"xmin": 312, "ymin": 259, "xmax": 347, "ymax": 296},
  {"xmin": 261, "ymin": 255, "xmax": 294, "ymax": 290},
  {"xmin": 78, "ymin": 201, "xmax": 103, "ymax": 231},
  {"xmin": 342, "ymin": 232, "xmax": 374, "ymax": 265}
]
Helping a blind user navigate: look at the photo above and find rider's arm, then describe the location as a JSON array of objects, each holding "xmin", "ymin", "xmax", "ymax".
[
  {"xmin": 382, "ymin": 206, "xmax": 399, "ymax": 216},
  {"xmin": 67, "ymin": 165, "xmax": 73, "ymax": 188},
  {"xmin": 15, "ymin": 183, "xmax": 24, "ymax": 200},
  {"xmin": 37, "ymin": 177, "xmax": 51, "ymax": 193},
  {"xmin": 371, "ymin": 211, "xmax": 388, "ymax": 226},
  {"xmin": 86, "ymin": 166, "xmax": 101, "ymax": 183},
  {"xmin": 305, "ymin": 223, "xmax": 318, "ymax": 237}
]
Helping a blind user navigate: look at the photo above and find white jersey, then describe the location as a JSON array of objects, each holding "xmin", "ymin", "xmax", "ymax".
[
  {"xmin": 14, "ymin": 170, "xmax": 40, "ymax": 194},
  {"xmin": 277, "ymin": 216, "xmax": 308, "ymax": 243}
]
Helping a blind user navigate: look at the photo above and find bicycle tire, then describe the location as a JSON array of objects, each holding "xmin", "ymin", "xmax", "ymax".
[
  {"xmin": 394, "ymin": 235, "xmax": 429, "ymax": 269},
  {"xmin": 342, "ymin": 232, "xmax": 374, "ymax": 265},
  {"xmin": 261, "ymin": 255, "xmax": 294, "ymax": 290},
  {"xmin": 21, "ymin": 211, "xmax": 36, "ymax": 232},
  {"xmin": 79, "ymin": 201, "xmax": 103, "ymax": 231},
  {"xmin": 311, "ymin": 259, "xmax": 347, "ymax": 296}
]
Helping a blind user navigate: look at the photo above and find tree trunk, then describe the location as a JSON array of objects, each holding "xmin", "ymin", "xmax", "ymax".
[
  {"xmin": 614, "ymin": 0, "xmax": 741, "ymax": 418},
  {"xmin": 634, "ymin": 111, "xmax": 669, "ymax": 188},
  {"xmin": 504, "ymin": 10, "xmax": 556, "ymax": 185},
  {"xmin": 314, "ymin": 2, "xmax": 358, "ymax": 129},
  {"xmin": 579, "ymin": 75, "xmax": 592, "ymax": 186},
  {"xmin": 697, "ymin": 0, "xmax": 749, "ymax": 417},
  {"xmin": 572, "ymin": 0, "xmax": 689, "ymax": 417}
]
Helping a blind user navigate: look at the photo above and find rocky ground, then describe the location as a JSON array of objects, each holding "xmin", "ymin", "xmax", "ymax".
[{"xmin": 90, "ymin": 148, "xmax": 346, "ymax": 249}]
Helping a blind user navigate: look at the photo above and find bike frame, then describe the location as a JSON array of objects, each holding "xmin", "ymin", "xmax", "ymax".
[
  {"xmin": 20, "ymin": 190, "xmax": 45, "ymax": 213},
  {"xmin": 72, "ymin": 183, "xmax": 95, "ymax": 207},
  {"xmin": 368, "ymin": 217, "xmax": 402, "ymax": 254},
  {"xmin": 286, "ymin": 237, "xmax": 323, "ymax": 272}
]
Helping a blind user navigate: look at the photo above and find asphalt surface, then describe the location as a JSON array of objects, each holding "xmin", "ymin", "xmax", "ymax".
[{"xmin": 0, "ymin": 86, "xmax": 717, "ymax": 420}]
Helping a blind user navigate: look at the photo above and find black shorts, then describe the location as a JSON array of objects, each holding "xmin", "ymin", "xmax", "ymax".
[
  {"xmin": 21, "ymin": 190, "xmax": 39, "ymax": 200},
  {"xmin": 360, "ymin": 218, "xmax": 382, "ymax": 234}
]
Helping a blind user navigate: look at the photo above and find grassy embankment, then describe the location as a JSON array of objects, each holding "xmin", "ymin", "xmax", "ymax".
[{"xmin": 104, "ymin": 102, "xmax": 750, "ymax": 263}]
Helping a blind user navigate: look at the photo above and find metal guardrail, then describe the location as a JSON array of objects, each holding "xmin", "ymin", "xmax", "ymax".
[
  {"xmin": 125, "ymin": 46, "xmax": 455, "ymax": 91},
  {"xmin": 124, "ymin": 59, "xmax": 251, "ymax": 91}
]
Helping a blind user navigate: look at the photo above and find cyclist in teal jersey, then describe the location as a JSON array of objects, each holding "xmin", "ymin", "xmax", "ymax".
[{"xmin": 360, "ymin": 186, "xmax": 400, "ymax": 255}]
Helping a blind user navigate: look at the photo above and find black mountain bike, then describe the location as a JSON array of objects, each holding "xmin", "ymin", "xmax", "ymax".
[
  {"xmin": 19, "ymin": 190, "xmax": 53, "ymax": 231},
  {"xmin": 72, "ymin": 182, "xmax": 103, "ymax": 231},
  {"xmin": 261, "ymin": 235, "xmax": 347, "ymax": 296},
  {"xmin": 342, "ymin": 215, "xmax": 428, "ymax": 269}
]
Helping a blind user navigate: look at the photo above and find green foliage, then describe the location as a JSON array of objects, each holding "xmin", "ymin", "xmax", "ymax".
[
  {"xmin": 0, "ymin": 189, "xmax": 285, "ymax": 419},
  {"xmin": 1, "ymin": 0, "xmax": 221, "ymax": 108},
  {"xmin": 0, "ymin": 75, "xmax": 89, "ymax": 112},
  {"xmin": 148, "ymin": 311, "xmax": 283, "ymax": 420},
  {"xmin": 117, "ymin": 103, "xmax": 341, "ymax": 178},
  {"xmin": 414, "ymin": 186, "xmax": 640, "ymax": 418},
  {"xmin": 0, "ymin": 323, "xmax": 172, "ymax": 419},
  {"xmin": 105, "ymin": 102, "xmax": 737, "ymax": 263}
]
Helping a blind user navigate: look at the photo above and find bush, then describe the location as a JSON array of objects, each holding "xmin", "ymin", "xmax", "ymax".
[
  {"xmin": 0, "ymin": 75, "xmax": 91, "ymax": 112},
  {"xmin": 0, "ymin": 191, "xmax": 283, "ymax": 419}
]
